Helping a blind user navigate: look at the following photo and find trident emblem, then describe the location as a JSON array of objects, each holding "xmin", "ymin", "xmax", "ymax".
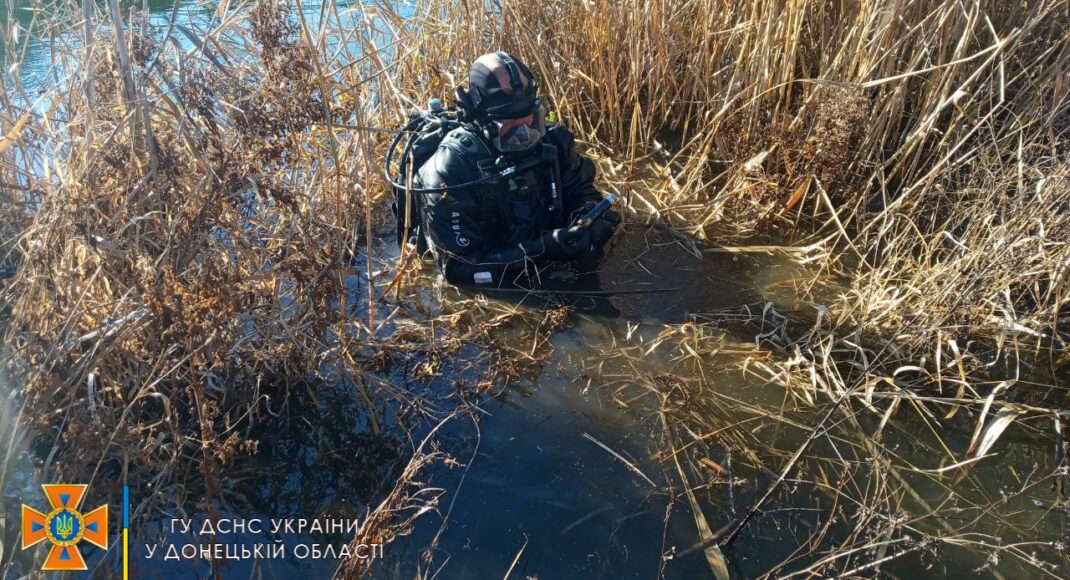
[{"xmin": 22, "ymin": 484, "xmax": 109, "ymax": 571}]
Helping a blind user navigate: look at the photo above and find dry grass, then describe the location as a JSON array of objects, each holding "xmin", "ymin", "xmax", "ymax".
[
  {"xmin": 388, "ymin": 0, "xmax": 1070, "ymax": 575},
  {"xmin": 0, "ymin": 1, "xmax": 422, "ymax": 572},
  {"xmin": 391, "ymin": 0, "xmax": 1070, "ymax": 398},
  {"xmin": 398, "ymin": 1, "xmax": 1067, "ymax": 229},
  {"xmin": 3, "ymin": 0, "xmax": 1070, "ymax": 576},
  {"xmin": 2, "ymin": 0, "xmax": 372, "ymax": 482}
]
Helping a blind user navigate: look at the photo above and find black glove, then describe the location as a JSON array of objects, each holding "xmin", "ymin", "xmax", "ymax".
[
  {"xmin": 582, "ymin": 200, "xmax": 621, "ymax": 247},
  {"xmin": 526, "ymin": 225, "xmax": 591, "ymax": 260}
]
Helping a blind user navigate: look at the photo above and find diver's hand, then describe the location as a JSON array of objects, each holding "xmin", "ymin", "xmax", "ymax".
[
  {"xmin": 546, "ymin": 225, "xmax": 592, "ymax": 259},
  {"xmin": 525, "ymin": 226, "xmax": 591, "ymax": 260},
  {"xmin": 582, "ymin": 200, "xmax": 621, "ymax": 247}
]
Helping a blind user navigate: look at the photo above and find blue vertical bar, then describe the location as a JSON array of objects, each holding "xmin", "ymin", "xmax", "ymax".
[{"xmin": 123, "ymin": 485, "xmax": 129, "ymax": 528}]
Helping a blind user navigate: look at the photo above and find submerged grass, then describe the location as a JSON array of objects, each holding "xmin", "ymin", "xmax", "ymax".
[{"xmin": 2, "ymin": 0, "xmax": 1070, "ymax": 576}]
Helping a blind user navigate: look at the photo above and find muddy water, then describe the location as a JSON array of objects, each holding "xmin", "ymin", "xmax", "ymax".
[
  {"xmin": 3, "ymin": 219, "xmax": 1067, "ymax": 578},
  {"xmin": 371, "ymin": 225, "xmax": 1069, "ymax": 579},
  {"xmin": 368, "ymin": 225, "xmax": 775, "ymax": 578}
]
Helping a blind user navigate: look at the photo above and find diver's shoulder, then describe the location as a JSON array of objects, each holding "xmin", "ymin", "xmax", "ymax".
[
  {"xmin": 439, "ymin": 125, "xmax": 490, "ymax": 157},
  {"xmin": 417, "ymin": 125, "xmax": 487, "ymax": 189}
]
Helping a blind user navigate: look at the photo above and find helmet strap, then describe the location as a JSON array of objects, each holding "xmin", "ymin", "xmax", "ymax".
[
  {"xmin": 495, "ymin": 52, "xmax": 526, "ymax": 99},
  {"xmin": 454, "ymin": 86, "xmax": 484, "ymax": 123}
]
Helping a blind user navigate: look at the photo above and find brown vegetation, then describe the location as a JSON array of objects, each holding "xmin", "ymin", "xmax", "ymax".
[{"xmin": 2, "ymin": 0, "xmax": 1069, "ymax": 576}]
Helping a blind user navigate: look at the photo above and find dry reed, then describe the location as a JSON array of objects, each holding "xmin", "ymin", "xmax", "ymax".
[{"xmin": 3, "ymin": 0, "xmax": 1070, "ymax": 576}]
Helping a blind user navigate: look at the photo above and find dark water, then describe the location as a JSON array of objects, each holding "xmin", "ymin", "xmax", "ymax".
[
  {"xmin": 370, "ymin": 228, "xmax": 1069, "ymax": 579},
  {"xmin": 4, "ymin": 1, "xmax": 1070, "ymax": 578}
]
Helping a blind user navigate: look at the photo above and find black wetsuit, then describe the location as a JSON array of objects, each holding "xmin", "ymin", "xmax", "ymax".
[{"xmin": 414, "ymin": 123, "xmax": 604, "ymax": 287}]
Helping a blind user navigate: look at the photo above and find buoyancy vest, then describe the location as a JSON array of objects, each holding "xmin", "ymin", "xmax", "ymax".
[
  {"xmin": 473, "ymin": 148, "xmax": 563, "ymax": 247},
  {"xmin": 410, "ymin": 125, "xmax": 565, "ymax": 252}
]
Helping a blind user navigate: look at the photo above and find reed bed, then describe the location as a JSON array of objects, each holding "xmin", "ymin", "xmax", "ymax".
[
  {"xmin": 401, "ymin": 1, "xmax": 1066, "ymax": 225},
  {"xmin": 397, "ymin": 0, "xmax": 1070, "ymax": 446},
  {"xmin": 2, "ymin": 0, "xmax": 1070, "ymax": 576},
  {"xmin": 2, "ymin": 0, "xmax": 354, "ymax": 474},
  {"xmin": 0, "ymin": 1, "xmax": 444, "ymax": 574},
  {"xmin": 552, "ymin": 301, "xmax": 1066, "ymax": 577},
  {"xmin": 388, "ymin": 0, "xmax": 1070, "ymax": 575}
]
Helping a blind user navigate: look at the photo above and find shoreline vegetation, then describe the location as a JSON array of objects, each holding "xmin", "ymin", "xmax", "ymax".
[{"xmin": 2, "ymin": 0, "xmax": 1069, "ymax": 577}]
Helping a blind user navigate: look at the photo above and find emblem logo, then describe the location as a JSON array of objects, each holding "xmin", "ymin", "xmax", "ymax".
[
  {"xmin": 456, "ymin": 235, "xmax": 470, "ymax": 247},
  {"xmin": 22, "ymin": 484, "xmax": 108, "ymax": 571}
]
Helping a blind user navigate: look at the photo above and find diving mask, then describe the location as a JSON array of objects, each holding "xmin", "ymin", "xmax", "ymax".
[{"xmin": 488, "ymin": 104, "xmax": 547, "ymax": 154}]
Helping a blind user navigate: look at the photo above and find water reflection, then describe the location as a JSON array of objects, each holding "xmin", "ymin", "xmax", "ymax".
[
  {"xmin": 381, "ymin": 225, "xmax": 1068, "ymax": 579},
  {"xmin": 453, "ymin": 225, "xmax": 774, "ymax": 324},
  {"xmin": 2, "ymin": 0, "xmax": 212, "ymax": 96},
  {"xmin": 378, "ymin": 226, "xmax": 799, "ymax": 578}
]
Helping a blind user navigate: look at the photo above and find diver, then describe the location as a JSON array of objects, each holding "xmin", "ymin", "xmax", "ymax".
[{"xmin": 389, "ymin": 52, "xmax": 620, "ymax": 288}]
